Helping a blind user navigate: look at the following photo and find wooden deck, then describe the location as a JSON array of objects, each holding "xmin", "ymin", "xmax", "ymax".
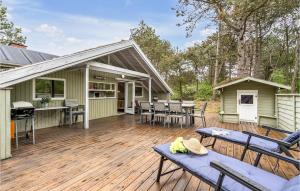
[{"xmin": 0, "ymin": 114, "xmax": 299, "ymax": 191}]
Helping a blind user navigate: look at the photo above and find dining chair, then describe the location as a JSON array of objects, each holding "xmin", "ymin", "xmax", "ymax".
[
  {"xmin": 153, "ymin": 102, "xmax": 168, "ymax": 127},
  {"xmin": 168, "ymin": 102, "xmax": 184, "ymax": 128},
  {"xmin": 64, "ymin": 99, "xmax": 85, "ymax": 127},
  {"xmin": 140, "ymin": 102, "xmax": 153, "ymax": 125},
  {"xmin": 189, "ymin": 101, "xmax": 207, "ymax": 127}
]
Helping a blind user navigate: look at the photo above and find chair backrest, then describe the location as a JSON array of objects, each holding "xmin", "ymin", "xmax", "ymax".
[
  {"xmin": 65, "ymin": 99, "xmax": 79, "ymax": 107},
  {"xmin": 140, "ymin": 102, "xmax": 151, "ymax": 110},
  {"xmin": 169, "ymin": 100, "xmax": 181, "ymax": 103},
  {"xmin": 169, "ymin": 102, "xmax": 182, "ymax": 113},
  {"xmin": 182, "ymin": 100, "xmax": 194, "ymax": 104},
  {"xmin": 158, "ymin": 100, "xmax": 167, "ymax": 103},
  {"xmin": 154, "ymin": 102, "xmax": 166, "ymax": 112},
  {"xmin": 282, "ymin": 130, "xmax": 300, "ymax": 146},
  {"xmin": 201, "ymin": 102, "xmax": 208, "ymax": 113},
  {"xmin": 135, "ymin": 100, "xmax": 140, "ymax": 107}
]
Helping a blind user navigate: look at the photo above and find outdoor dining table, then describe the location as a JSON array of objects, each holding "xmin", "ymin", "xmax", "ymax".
[{"xmin": 150, "ymin": 102, "xmax": 195, "ymax": 126}]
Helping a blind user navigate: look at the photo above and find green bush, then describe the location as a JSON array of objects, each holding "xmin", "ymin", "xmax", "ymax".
[
  {"xmin": 270, "ymin": 69, "xmax": 286, "ymax": 84},
  {"xmin": 171, "ymin": 83, "xmax": 213, "ymax": 101},
  {"xmin": 194, "ymin": 83, "xmax": 213, "ymax": 101}
]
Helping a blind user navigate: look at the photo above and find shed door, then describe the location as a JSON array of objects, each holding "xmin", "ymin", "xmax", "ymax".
[{"xmin": 237, "ymin": 90, "xmax": 258, "ymax": 122}]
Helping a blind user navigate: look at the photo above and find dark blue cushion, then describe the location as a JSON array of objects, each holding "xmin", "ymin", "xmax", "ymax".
[
  {"xmin": 281, "ymin": 175, "xmax": 300, "ymax": 191},
  {"xmin": 196, "ymin": 127, "xmax": 279, "ymax": 151},
  {"xmin": 282, "ymin": 130, "xmax": 300, "ymax": 144},
  {"xmin": 154, "ymin": 143, "xmax": 287, "ymax": 191}
]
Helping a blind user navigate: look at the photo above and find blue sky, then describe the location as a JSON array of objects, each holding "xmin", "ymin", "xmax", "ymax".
[{"xmin": 3, "ymin": 0, "xmax": 216, "ymax": 55}]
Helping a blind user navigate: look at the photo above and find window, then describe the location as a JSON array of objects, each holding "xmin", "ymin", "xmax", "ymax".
[
  {"xmin": 89, "ymin": 81, "xmax": 116, "ymax": 99},
  {"xmin": 33, "ymin": 78, "xmax": 66, "ymax": 100},
  {"xmin": 135, "ymin": 86, "xmax": 143, "ymax": 97},
  {"xmin": 241, "ymin": 95, "xmax": 253, "ymax": 104}
]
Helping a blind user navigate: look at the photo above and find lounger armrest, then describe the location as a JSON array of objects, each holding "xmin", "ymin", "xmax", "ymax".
[
  {"xmin": 261, "ymin": 125, "xmax": 293, "ymax": 134},
  {"xmin": 249, "ymin": 145, "xmax": 300, "ymax": 167},
  {"xmin": 242, "ymin": 131, "xmax": 291, "ymax": 147},
  {"xmin": 210, "ymin": 161, "xmax": 271, "ymax": 191}
]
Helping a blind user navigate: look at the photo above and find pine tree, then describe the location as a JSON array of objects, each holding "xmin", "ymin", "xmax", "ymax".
[{"xmin": 0, "ymin": 2, "xmax": 26, "ymax": 45}]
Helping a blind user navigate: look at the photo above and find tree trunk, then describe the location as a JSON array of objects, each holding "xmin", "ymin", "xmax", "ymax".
[
  {"xmin": 212, "ymin": 22, "xmax": 221, "ymax": 100},
  {"xmin": 253, "ymin": 18, "xmax": 264, "ymax": 79},
  {"xmin": 291, "ymin": 30, "xmax": 299, "ymax": 93},
  {"xmin": 236, "ymin": 33, "xmax": 248, "ymax": 77}
]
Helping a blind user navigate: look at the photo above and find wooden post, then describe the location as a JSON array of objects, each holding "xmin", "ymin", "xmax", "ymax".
[
  {"xmin": 84, "ymin": 65, "xmax": 89, "ymax": 129},
  {"xmin": 293, "ymin": 95, "xmax": 296, "ymax": 131},
  {"xmin": 148, "ymin": 78, "xmax": 152, "ymax": 102},
  {"xmin": 0, "ymin": 89, "xmax": 11, "ymax": 160},
  {"xmin": 276, "ymin": 94, "xmax": 279, "ymax": 128}
]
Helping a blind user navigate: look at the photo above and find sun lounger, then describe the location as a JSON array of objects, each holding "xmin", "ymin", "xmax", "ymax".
[
  {"xmin": 195, "ymin": 126, "xmax": 300, "ymax": 166},
  {"xmin": 154, "ymin": 143, "xmax": 300, "ymax": 191}
]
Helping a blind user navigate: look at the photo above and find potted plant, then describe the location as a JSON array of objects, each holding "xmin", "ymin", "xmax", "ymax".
[{"xmin": 40, "ymin": 96, "xmax": 51, "ymax": 108}]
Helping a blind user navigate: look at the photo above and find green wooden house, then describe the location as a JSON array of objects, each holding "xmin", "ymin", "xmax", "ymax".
[
  {"xmin": 0, "ymin": 40, "xmax": 172, "ymax": 159},
  {"xmin": 215, "ymin": 77, "xmax": 291, "ymax": 126}
]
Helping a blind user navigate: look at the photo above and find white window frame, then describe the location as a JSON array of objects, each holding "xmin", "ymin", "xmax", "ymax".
[
  {"xmin": 88, "ymin": 81, "xmax": 117, "ymax": 99},
  {"xmin": 32, "ymin": 77, "xmax": 66, "ymax": 101},
  {"xmin": 135, "ymin": 85, "xmax": 144, "ymax": 98}
]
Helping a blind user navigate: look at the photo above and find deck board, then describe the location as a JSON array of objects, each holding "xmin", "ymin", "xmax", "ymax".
[{"xmin": 0, "ymin": 114, "xmax": 299, "ymax": 191}]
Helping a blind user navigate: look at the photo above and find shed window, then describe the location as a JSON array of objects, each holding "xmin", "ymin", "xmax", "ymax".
[
  {"xmin": 135, "ymin": 86, "xmax": 143, "ymax": 97},
  {"xmin": 34, "ymin": 78, "xmax": 65, "ymax": 99},
  {"xmin": 241, "ymin": 95, "xmax": 253, "ymax": 104}
]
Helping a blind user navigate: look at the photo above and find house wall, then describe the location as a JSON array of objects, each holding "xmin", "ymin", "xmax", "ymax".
[
  {"xmin": 221, "ymin": 81, "xmax": 277, "ymax": 124},
  {"xmin": 0, "ymin": 89, "xmax": 11, "ymax": 159},
  {"xmin": 10, "ymin": 69, "xmax": 119, "ymax": 131}
]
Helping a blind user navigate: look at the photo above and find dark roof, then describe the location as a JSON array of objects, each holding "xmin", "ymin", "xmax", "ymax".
[{"xmin": 0, "ymin": 45, "xmax": 58, "ymax": 66}]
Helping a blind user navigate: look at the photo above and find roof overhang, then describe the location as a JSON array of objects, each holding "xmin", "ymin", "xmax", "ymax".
[
  {"xmin": 214, "ymin": 77, "xmax": 291, "ymax": 90},
  {"xmin": 0, "ymin": 40, "xmax": 172, "ymax": 94},
  {"xmin": 89, "ymin": 62, "xmax": 150, "ymax": 78}
]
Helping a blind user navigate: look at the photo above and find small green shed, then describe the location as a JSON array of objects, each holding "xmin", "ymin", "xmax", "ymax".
[{"xmin": 215, "ymin": 77, "xmax": 291, "ymax": 126}]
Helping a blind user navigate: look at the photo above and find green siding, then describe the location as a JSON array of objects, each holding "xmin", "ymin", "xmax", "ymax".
[
  {"xmin": 0, "ymin": 89, "xmax": 11, "ymax": 159},
  {"xmin": 10, "ymin": 69, "xmax": 119, "ymax": 131},
  {"xmin": 221, "ymin": 81, "xmax": 277, "ymax": 124},
  {"xmin": 276, "ymin": 95, "xmax": 300, "ymax": 131}
]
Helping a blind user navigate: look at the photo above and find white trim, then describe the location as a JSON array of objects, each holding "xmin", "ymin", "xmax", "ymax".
[
  {"xmin": 89, "ymin": 62, "xmax": 150, "ymax": 78},
  {"xmin": 132, "ymin": 41, "xmax": 173, "ymax": 94},
  {"xmin": 214, "ymin": 77, "xmax": 291, "ymax": 90},
  {"xmin": 88, "ymin": 81, "xmax": 117, "ymax": 99},
  {"xmin": 125, "ymin": 81, "xmax": 135, "ymax": 114},
  {"xmin": 32, "ymin": 77, "xmax": 66, "ymax": 101},
  {"xmin": 84, "ymin": 66, "xmax": 89, "ymax": 129}
]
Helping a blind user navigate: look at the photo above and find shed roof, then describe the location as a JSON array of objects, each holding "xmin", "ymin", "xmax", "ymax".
[
  {"xmin": 214, "ymin": 77, "xmax": 291, "ymax": 90},
  {"xmin": 0, "ymin": 45, "xmax": 58, "ymax": 66},
  {"xmin": 0, "ymin": 40, "xmax": 172, "ymax": 94}
]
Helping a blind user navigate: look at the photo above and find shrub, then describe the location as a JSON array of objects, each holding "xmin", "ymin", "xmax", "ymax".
[{"xmin": 194, "ymin": 83, "xmax": 213, "ymax": 101}]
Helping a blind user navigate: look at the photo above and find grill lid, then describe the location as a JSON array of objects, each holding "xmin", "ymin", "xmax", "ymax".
[{"xmin": 12, "ymin": 101, "xmax": 33, "ymax": 109}]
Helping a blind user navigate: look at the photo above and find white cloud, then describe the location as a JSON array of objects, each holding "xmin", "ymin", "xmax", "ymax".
[
  {"xmin": 184, "ymin": 40, "xmax": 203, "ymax": 48},
  {"xmin": 66, "ymin": 37, "xmax": 82, "ymax": 43},
  {"xmin": 200, "ymin": 28, "xmax": 216, "ymax": 37},
  {"xmin": 36, "ymin": 24, "xmax": 64, "ymax": 37}
]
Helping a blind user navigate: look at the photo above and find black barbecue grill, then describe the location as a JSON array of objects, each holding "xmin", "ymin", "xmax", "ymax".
[{"xmin": 11, "ymin": 101, "xmax": 35, "ymax": 148}]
